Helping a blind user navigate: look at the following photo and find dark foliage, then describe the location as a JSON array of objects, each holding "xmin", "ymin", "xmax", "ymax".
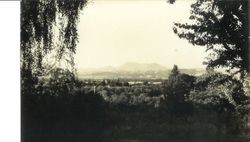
[
  {"xmin": 22, "ymin": 75, "xmax": 250, "ymax": 142},
  {"xmin": 22, "ymin": 88, "xmax": 107, "ymax": 142}
]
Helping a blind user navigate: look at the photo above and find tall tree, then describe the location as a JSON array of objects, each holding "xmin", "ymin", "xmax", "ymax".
[
  {"xmin": 172, "ymin": 0, "xmax": 249, "ymax": 78},
  {"xmin": 21, "ymin": 0, "xmax": 87, "ymax": 75},
  {"xmin": 165, "ymin": 65, "xmax": 195, "ymax": 103},
  {"xmin": 21, "ymin": 0, "xmax": 87, "ymax": 94},
  {"xmin": 165, "ymin": 65, "xmax": 195, "ymax": 113}
]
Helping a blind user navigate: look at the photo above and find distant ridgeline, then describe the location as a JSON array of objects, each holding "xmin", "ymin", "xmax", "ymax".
[{"xmin": 77, "ymin": 62, "xmax": 205, "ymax": 80}]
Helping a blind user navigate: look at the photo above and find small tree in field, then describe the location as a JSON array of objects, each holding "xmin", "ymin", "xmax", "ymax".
[{"xmin": 171, "ymin": 65, "xmax": 179, "ymax": 75}]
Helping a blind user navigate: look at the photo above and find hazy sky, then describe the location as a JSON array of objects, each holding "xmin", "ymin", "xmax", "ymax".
[{"xmin": 75, "ymin": 0, "xmax": 207, "ymax": 69}]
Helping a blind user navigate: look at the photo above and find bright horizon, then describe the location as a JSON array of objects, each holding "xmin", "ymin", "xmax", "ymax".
[{"xmin": 75, "ymin": 0, "xmax": 208, "ymax": 69}]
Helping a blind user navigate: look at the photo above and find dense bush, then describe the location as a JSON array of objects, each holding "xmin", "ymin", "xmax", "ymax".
[
  {"xmin": 34, "ymin": 68, "xmax": 77, "ymax": 96},
  {"xmin": 190, "ymin": 72, "xmax": 247, "ymax": 107}
]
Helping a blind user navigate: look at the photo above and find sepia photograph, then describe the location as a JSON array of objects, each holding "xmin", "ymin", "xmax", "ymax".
[{"xmin": 21, "ymin": 0, "xmax": 250, "ymax": 142}]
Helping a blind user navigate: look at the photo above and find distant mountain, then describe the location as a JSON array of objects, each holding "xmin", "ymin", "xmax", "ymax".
[
  {"xmin": 77, "ymin": 62, "xmax": 206, "ymax": 79},
  {"xmin": 78, "ymin": 62, "xmax": 168, "ymax": 73},
  {"xmin": 118, "ymin": 62, "xmax": 168, "ymax": 72}
]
